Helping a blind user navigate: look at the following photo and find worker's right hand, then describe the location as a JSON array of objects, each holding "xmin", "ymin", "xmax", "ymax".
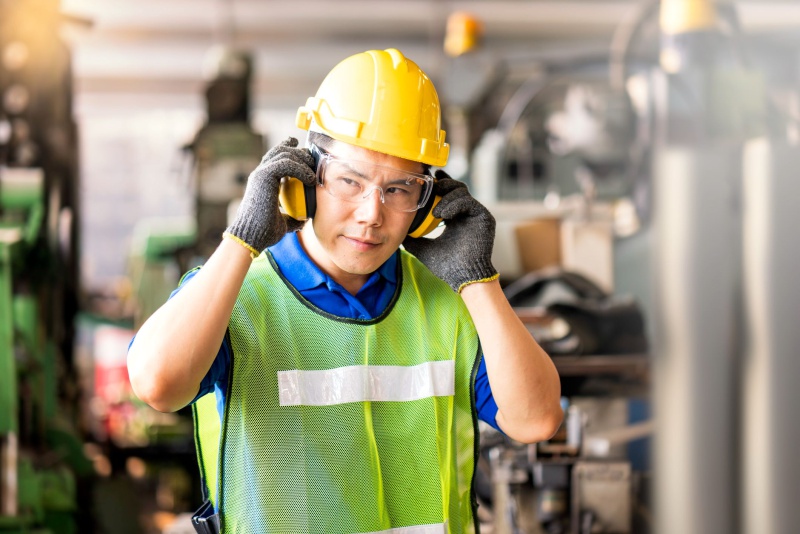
[{"xmin": 225, "ymin": 137, "xmax": 317, "ymax": 255}]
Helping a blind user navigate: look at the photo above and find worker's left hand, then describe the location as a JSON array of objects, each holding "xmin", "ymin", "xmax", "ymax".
[{"xmin": 403, "ymin": 171, "xmax": 498, "ymax": 293}]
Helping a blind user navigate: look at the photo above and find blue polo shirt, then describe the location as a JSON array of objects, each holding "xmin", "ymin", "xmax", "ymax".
[{"xmin": 173, "ymin": 232, "xmax": 501, "ymax": 431}]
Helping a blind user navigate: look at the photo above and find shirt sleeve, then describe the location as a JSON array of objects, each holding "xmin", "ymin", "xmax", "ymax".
[
  {"xmin": 474, "ymin": 355, "xmax": 503, "ymax": 432},
  {"xmin": 191, "ymin": 340, "xmax": 230, "ymax": 403}
]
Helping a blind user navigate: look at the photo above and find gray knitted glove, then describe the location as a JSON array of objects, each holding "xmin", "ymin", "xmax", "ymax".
[
  {"xmin": 225, "ymin": 137, "xmax": 316, "ymax": 255},
  {"xmin": 403, "ymin": 171, "xmax": 498, "ymax": 293}
]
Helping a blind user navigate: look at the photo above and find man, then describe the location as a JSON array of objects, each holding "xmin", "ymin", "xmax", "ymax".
[{"xmin": 128, "ymin": 48, "xmax": 561, "ymax": 534}]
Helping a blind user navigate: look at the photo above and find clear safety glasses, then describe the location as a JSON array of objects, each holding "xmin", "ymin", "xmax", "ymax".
[{"xmin": 312, "ymin": 145, "xmax": 433, "ymax": 213}]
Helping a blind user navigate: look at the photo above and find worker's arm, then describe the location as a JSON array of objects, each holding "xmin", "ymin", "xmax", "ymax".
[
  {"xmin": 127, "ymin": 137, "xmax": 317, "ymax": 412},
  {"xmin": 127, "ymin": 239, "xmax": 251, "ymax": 412},
  {"xmin": 460, "ymin": 280, "xmax": 562, "ymax": 443},
  {"xmin": 404, "ymin": 172, "xmax": 562, "ymax": 443}
]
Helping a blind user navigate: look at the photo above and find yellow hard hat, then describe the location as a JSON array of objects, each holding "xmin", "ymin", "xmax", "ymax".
[{"xmin": 296, "ymin": 48, "xmax": 449, "ymax": 167}]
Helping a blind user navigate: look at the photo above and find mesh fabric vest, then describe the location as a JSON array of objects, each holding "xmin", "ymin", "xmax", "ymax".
[{"xmin": 194, "ymin": 250, "xmax": 481, "ymax": 534}]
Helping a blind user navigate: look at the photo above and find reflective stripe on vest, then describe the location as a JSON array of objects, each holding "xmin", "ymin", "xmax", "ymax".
[
  {"xmin": 278, "ymin": 361, "xmax": 456, "ymax": 406},
  {"xmin": 194, "ymin": 250, "xmax": 480, "ymax": 534}
]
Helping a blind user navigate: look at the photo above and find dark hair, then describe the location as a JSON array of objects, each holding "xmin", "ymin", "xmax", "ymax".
[
  {"xmin": 307, "ymin": 131, "xmax": 432, "ymax": 176},
  {"xmin": 307, "ymin": 131, "xmax": 335, "ymax": 151}
]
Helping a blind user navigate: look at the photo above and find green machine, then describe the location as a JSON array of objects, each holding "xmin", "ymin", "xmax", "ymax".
[
  {"xmin": 0, "ymin": 1, "xmax": 90, "ymax": 532},
  {"xmin": 0, "ymin": 168, "xmax": 89, "ymax": 534}
]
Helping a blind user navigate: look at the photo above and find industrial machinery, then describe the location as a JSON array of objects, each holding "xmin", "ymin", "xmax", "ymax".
[
  {"xmin": 0, "ymin": 1, "xmax": 90, "ymax": 532},
  {"xmin": 129, "ymin": 46, "xmax": 265, "ymax": 326},
  {"xmin": 129, "ymin": 46, "xmax": 264, "ymax": 326},
  {"xmin": 186, "ymin": 46, "xmax": 264, "ymax": 260},
  {"xmin": 467, "ymin": 1, "xmax": 800, "ymax": 533},
  {"xmin": 479, "ymin": 273, "xmax": 650, "ymax": 534}
]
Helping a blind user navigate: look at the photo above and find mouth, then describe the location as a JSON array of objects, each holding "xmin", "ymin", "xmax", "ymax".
[{"xmin": 342, "ymin": 235, "xmax": 382, "ymax": 251}]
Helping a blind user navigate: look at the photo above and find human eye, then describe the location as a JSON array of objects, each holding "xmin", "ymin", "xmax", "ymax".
[
  {"xmin": 331, "ymin": 173, "xmax": 363, "ymax": 192},
  {"xmin": 386, "ymin": 176, "xmax": 424, "ymax": 197},
  {"xmin": 339, "ymin": 176, "xmax": 359, "ymax": 186},
  {"xmin": 385, "ymin": 185, "xmax": 413, "ymax": 196}
]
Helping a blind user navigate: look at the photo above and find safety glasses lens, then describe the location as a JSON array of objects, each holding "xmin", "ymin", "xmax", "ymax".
[{"xmin": 320, "ymin": 158, "xmax": 431, "ymax": 212}]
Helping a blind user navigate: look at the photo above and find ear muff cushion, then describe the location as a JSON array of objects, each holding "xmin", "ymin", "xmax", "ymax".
[
  {"xmin": 277, "ymin": 178, "xmax": 317, "ymax": 221},
  {"xmin": 279, "ymin": 178, "xmax": 309, "ymax": 220},
  {"xmin": 278, "ymin": 145, "xmax": 320, "ymax": 221},
  {"xmin": 408, "ymin": 195, "xmax": 442, "ymax": 237},
  {"xmin": 409, "ymin": 196, "xmax": 442, "ymax": 237}
]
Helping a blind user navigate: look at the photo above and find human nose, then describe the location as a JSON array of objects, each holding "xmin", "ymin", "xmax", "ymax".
[
  {"xmin": 354, "ymin": 186, "xmax": 384, "ymax": 224},
  {"xmin": 359, "ymin": 185, "xmax": 385, "ymax": 203}
]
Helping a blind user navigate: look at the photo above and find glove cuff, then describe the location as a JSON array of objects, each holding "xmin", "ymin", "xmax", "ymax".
[
  {"xmin": 225, "ymin": 216, "xmax": 270, "ymax": 256},
  {"xmin": 222, "ymin": 232, "xmax": 260, "ymax": 259},
  {"xmin": 451, "ymin": 258, "xmax": 499, "ymax": 293}
]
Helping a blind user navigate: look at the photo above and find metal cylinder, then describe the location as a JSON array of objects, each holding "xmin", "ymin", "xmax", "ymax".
[
  {"xmin": 741, "ymin": 139, "xmax": 800, "ymax": 534},
  {"xmin": 652, "ymin": 144, "xmax": 740, "ymax": 534}
]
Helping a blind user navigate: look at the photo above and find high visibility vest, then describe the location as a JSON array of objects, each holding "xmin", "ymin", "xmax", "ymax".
[{"xmin": 194, "ymin": 250, "xmax": 481, "ymax": 533}]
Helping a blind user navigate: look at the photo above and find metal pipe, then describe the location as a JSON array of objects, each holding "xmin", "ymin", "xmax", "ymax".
[
  {"xmin": 584, "ymin": 420, "xmax": 654, "ymax": 458},
  {"xmin": 652, "ymin": 144, "xmax": 740, "ymax": 534},
  {"xmin": 741, "ymin": 139, "xmax": 800, "ymax": 534}
]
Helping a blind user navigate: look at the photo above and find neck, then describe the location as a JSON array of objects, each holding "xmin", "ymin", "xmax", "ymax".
[{"xmin": 298, "ymin": 224, "xmax": 369, "ymax": 296}]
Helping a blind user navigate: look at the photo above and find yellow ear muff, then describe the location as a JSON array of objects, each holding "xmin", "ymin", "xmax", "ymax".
[
  {"xmin": 408, "ymin": 195, "xmax": 442, "ymax": 238},
  {"xmin": 279, "ymin": 177, "xmax": 309, "ymax": 220}
]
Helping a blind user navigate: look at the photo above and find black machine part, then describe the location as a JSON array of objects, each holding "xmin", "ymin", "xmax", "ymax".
[
  {"xmin": 504, "ymin": 268, "xmax": 609, "ymax": 305},
  {"xmin": 504, "ymin": 268, "xmax": 647, "ymax": 356}
]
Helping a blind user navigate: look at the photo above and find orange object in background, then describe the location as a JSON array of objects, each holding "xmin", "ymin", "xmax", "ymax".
[{"xmin": 444, "ymin": 11, "xmax": 483, "ymax": 57}]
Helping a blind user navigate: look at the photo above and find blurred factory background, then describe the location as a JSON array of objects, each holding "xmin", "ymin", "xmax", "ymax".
[{"xmin": 1, "ymin": 0, "xmax": 799, "ymax": 532}]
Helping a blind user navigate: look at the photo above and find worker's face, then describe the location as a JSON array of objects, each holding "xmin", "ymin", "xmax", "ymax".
[{"xmin": 300, "ymin": 140, "xmax": 422, "ymax": 288}]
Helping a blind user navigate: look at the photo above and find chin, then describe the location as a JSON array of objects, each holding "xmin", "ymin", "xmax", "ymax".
[
  {"xmin": 331, "ymin": 243, "xmax": 395, "ymax": 272},
  {"xmin": 336, "ymin": 258, "xmax": 383, "ymax": 276}
]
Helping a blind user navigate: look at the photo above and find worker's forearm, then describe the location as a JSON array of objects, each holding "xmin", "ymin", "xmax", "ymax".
[
  {"xmin": 460, "ymin": 280, "xmax": 563, "ymax": 443},
  {"xmin": 127, "ymin": 238, "xmax": 253, "ymax": 412}
]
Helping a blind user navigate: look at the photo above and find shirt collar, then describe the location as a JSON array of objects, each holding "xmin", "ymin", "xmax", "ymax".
[{"xmin": 268, "ymin": 232, "xmax": 398, "ymax": 292}]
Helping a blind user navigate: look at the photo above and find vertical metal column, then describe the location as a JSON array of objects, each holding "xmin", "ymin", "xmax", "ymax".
[
  {"xmin": 652, "ymin": 2, "xmax": 747, "ymax": 532},
  {"xmin": 652, "ymin": 144, "xmax": 740, "ymax": 534},
  {"xmin": 742, "ymin": 139, "xmax": 800, "ymax": 534}
]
